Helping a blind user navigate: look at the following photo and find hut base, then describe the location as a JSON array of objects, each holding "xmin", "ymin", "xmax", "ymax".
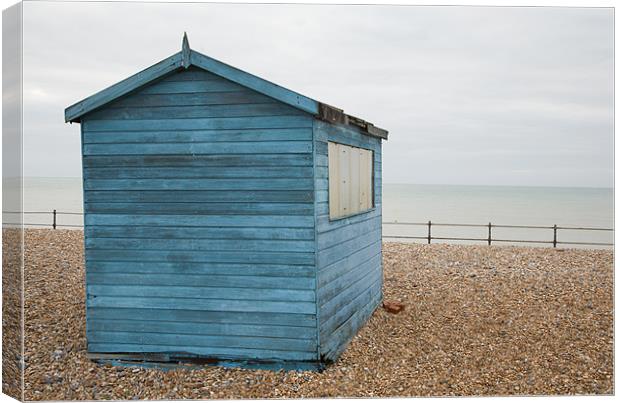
[{"xmin": 87, "ymin": 352, "xmax": 325, "ymax": 372}]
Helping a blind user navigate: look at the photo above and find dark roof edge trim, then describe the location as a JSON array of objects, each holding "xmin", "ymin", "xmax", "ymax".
[{"xmin": 318, "ymin": 103, "xmax": 388, "ymax": 140}]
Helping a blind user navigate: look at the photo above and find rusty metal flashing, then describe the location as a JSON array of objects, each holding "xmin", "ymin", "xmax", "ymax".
[{"xmin": 318, "ymin": 103, "xmax": 388, "ymax": 140}]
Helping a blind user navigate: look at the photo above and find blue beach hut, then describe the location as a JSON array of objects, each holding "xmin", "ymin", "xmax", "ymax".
[{"xmin": 65, "ymin": 34, "xmax": 388, "ymax": 370}]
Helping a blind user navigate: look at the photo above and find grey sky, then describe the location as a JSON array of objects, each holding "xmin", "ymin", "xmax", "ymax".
[{"xmin": 22, "ymin": 2, "xmax": 613, "ymax": 187}]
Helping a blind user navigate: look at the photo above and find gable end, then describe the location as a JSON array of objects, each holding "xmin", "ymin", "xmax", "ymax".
[{"xmin": 65, "ymin": 36, "xmax": 388, "ymax": 141}]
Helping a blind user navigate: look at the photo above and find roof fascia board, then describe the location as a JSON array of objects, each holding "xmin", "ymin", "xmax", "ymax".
[
  {"xmin": 189, "ymin": 50, "xmax": 319, "ymax": 116},
  {"xmin": 318, "ymin": 103, "xmax": 388, "ymax": 140},
  {"xmin": 64, "ymin": 52, "xmax": 184, "ymax": 122}
]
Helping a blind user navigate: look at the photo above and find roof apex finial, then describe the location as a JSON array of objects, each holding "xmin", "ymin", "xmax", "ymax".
[{"xmin": 182, "ymin": 32, "xmax": 191, "ymax": 68}]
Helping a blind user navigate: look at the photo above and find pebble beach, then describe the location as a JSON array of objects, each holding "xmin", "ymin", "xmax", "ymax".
[{"xmin": 13, "ymin": 229, "xmax": 614, "ymax": 399}]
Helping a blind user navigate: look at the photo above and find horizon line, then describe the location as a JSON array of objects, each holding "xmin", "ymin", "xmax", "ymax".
[{"xmin": 19, "ymin": 176, "xmax": 614, "ymax": 190}]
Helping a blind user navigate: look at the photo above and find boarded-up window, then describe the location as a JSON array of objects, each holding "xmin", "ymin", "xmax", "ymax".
[{"xmin": 328, "ymin": 142, "xmax": 374, "ymax": 219}]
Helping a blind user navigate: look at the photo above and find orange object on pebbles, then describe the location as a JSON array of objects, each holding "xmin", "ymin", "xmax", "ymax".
[{"xmin": 383, "ymin": 301, "xmax": 405, "ymax": 314}]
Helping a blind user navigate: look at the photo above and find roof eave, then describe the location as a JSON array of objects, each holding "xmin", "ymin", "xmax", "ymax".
[
  {"xmin": 189, "ymin": 50, "xmax": 319, "ymax": 115},
  {"xmin": 64, "ymin": 52, "xmax": 184, "ymax": 123},
  {"xmin": 64, "ymin": 48, "xmax": 321, "ymax": 123},
  {"xmin": 64, "ymin": 36, "xmax": 388, "ymax": 140}
]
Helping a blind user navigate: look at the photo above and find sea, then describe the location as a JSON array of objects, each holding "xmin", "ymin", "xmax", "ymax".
[{"xmin": 12, "ymin": 177, "xmax": 614, "ymax": 249}]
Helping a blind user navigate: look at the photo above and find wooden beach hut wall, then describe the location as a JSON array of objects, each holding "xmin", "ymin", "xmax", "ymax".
[{"xmin": 64, "ymin": 34, "xmax": 388, "ymax": 370}]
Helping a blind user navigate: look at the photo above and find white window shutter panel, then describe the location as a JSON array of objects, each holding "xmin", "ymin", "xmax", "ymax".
[
  {"xmin": 338, "ymin": 144, "xmax": 350, "ymax": 217},
  {"xmin": 349, "ymin": 147, "xmax": 360, "ymax": 215},
  {"xmin": 328, "ymin": 142, "xmax": 340, "ymax": 219},
  {"xmin": 328, "ymin": 141, "xmax": 373, "ymax": 220}
]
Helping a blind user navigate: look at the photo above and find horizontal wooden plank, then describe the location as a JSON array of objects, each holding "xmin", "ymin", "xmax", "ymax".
[
  {"xmin": 89, "ymin": 319, "xmax": 315, "ymax": 340},
  {"xmin": 88, "ymin": 330, "xmax": 316, "ymax": 352},
  {"xmin": 88, "ymin": 343, "xmax": 316, "ymax": 361},
  {"xmin": 84, "ymin": 178, "xmax": 313, "ymax": 191},
  {"xmin": 87, "ymin": 272, "xmax": 313, "ymax": 290},
  {"xmin": 315, "ymin": 163, "xmax": 328, "ymax": 175},
  {"xmin": 315, "ymin": 169, "xmax": 328, "ymax": 180},
  {"xmin": 83, "ymin": 128, "xmax": 312, "ymax": 144},
  {"xmin": 88, "ymin": 284, "xmax": 315, "ymax": 302},
  {"xmin": 163, "ymin": 67, "xmax": 218, "ymax": 80},
  {"xmin": 88, "ymin": 307, "xmax": 316, "ymax": 327},
  {"xmin": 85, "ymin": 214, "xmax": 314, "ymax": 228},
  {"xmin": 82, "ymin": 115, "xmax": 313, "ymax": 132},
  {"xmin": 317, "ymin": 208, "xmax": 381, "ymax": 233},
  {"xmin": 87, "ymin": 103, "xmax": 305, "ymax": 121},
  {"xmin": 315, "ymin": 154, "xmax": 328, "ymax": 167},
  {"xmin": 315, "ymin": 199, "xmax": 380, "ymax": 214},
  {"xmin": 136, "ymin": 79, "xmax": 245, "ymax": 94},
  {"xmin": 318, "ymin": 228, "xmax": 382, "ymax": 268},
  {"xmin": 159, "ymin": 68, "xmax": 221, "ymax": 82},
  {"xmin": 86, "ymin": 237, "xmax": 314, "ymax": 253},
  {"xmin": 84, "ymin": 166, "xmax": 313, "ymax": 179},
  {"xmin": 315, "ymin": 202, "xmax": 328, "ymax": 216},
  {"xmin": 86, "ymin": 248, "xmax": 315, "ymax": 265},
  {"xmin": 318, "ymin": 216, "xmax": 382, "ymax": 250},
  {"xmin": 315, "ymin": 140, "xmax": 328, "ymax": 155},
  {"xmin": 84, "ymin": 202, "xmax": 314, "ymax": 216},
  {"xmin": 83, "ymin": 141, "xmax": 312, "ymax": 155},
  {"xmin": 87, "ymin": 296, "xmax": 316, "ymax": 315},
  {"xmin": 85, "ymin": 226, "xmax": 314, "ymax": 241},
  {"xmin": 110, "ymin": 90, "xmax": 275, "ymax": 108},
  {"xmin": 314, "ymin": 127, "xmax": 327, "ymax": 142},
  {"xmin": 317, "ymin": 254, "xmax": 381, "ymax": 305},
  {"xmin": 320, "ymin": 291, "xmax": 381, "ymax": 360},
  {"xmin": 87, "ymin": 261, "xmax": 315, "ymax": 277},
  {"xmin": 319, "ymin": 267, "xmax": 382, "ymax": 322},
  {"xmin": 316, "ymin": 120, "xmax": 383, "ymax": 150},
  {"xmin": 83, "ymin": 154, "xmax": 313, "ymax": 168},
  {"xmin": 319, "ymin": 275, "xmax": 382, "ymax": 339},
  {"xmin": 84, "ymin": 190, "xmax": 313, "ymax": 203},
  {"xmin": 318, "ymin": 241, "xmax": 381, "ymax": 286},
  {"xmin": 317, "ymin": 137, "xmax": 379, "ymax": 156}
]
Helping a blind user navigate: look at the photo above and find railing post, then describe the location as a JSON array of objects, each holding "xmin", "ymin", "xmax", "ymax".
[
  {"xmin": 427, "ymin": 220, "xmax": 432, "ymax": 244},
  {"xmin": 488, "ymin": 222, "xmax": 492, "ymax": 246},
  {"xmin": 553, "ymin": 224, "xmax": 557, "ymax": 248},
  {"xmin": 52, "ymin": 209, "xmax": 57, "ymax": 230}
]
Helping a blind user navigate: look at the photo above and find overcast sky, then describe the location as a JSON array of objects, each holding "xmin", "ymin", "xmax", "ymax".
[{"xmin": 22, "ymin": 2, "xmax": 613, "ymax": 187}]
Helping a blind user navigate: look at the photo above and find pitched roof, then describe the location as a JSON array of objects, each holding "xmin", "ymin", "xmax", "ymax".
[{"xmin": 65, "ymin": 34, "xmax": 388, "ymax": 140}]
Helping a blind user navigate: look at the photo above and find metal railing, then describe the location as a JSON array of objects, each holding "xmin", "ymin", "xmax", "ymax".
[
  {"xmin": 3, "ymin": 210, "xmax": 83, "ymax": 229},
  {"xmin": 3, "ymin": 211, "xmax": 614, "ymax": 248},
  {"xmin": 383, "ymin": 221, "xmax": 613, "ymax": 247}
]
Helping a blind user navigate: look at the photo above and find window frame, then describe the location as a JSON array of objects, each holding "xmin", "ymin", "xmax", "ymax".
[{"xmin": 327, "ymin": 141, "xmax": 375, "ymax": 221}]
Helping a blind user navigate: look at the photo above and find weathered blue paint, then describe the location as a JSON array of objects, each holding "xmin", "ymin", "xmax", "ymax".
[
  {"xmin": 313, "ymin": 120, "xmax": 384, "ymax": 363},
  {"xmin": 66, "ymin": 36, "xmax": 387, "ymax": 370}
]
